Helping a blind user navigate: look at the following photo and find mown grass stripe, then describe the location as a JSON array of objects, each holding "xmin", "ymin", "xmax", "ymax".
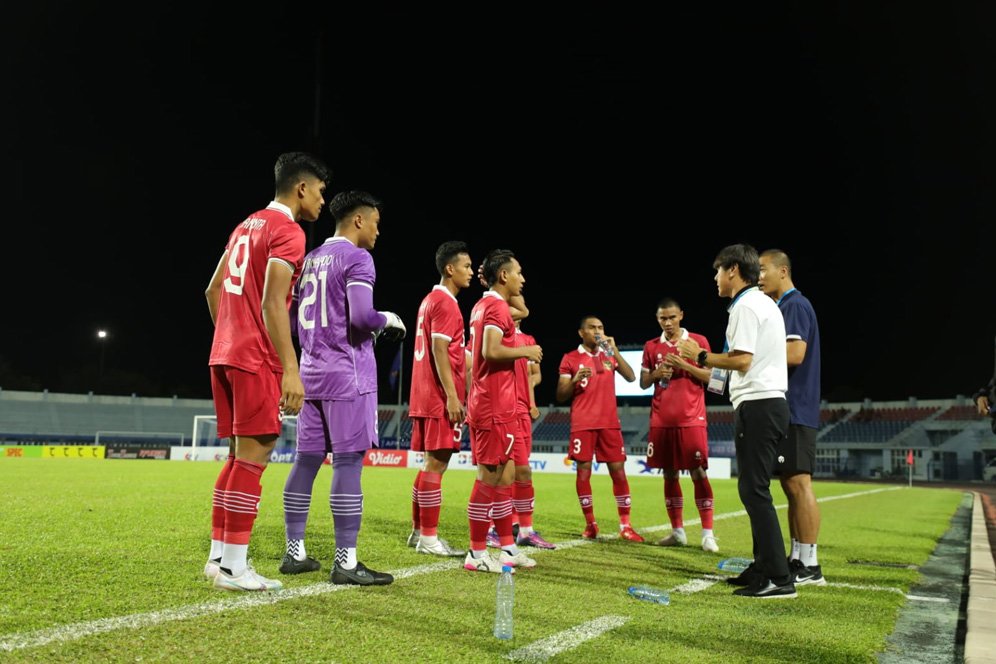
[{"xmin": 0, "ymin": 485, "xmax": 902, "ymax": 653}]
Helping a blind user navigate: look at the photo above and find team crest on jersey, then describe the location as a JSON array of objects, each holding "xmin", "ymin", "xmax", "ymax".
[{"xmin": 602, "ymin": 360, "xmax": 613, "ymax": 371}]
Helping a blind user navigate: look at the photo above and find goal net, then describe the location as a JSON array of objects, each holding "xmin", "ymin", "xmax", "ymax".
[{"xmin": 190, "ymin": 414, "xmax": 298, "ymax": 460}]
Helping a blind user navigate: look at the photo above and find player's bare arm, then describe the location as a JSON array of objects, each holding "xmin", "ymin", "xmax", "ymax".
[
  {"xmin": 432, "ymin": 335, "xmax": 465, "ymax": 424},
  {"xmin": 204, "ymin": 251, "xmax": 229, "ymax": 326},
  {"xmin": 261, "ymin": 261, "xmax": 304, "ymax": 416},
  {"xmin": 786, "ymin": 339, "xmax": 808, "ymax": 367},
  {"xmin": 613, "ymin": 346, "xmax": 636, "ymax": 383},
  {"xmin": 663, "ymin": 353, "xmax": 709, "ymax": 384},
  {"xmin": 678, "ymin": 338, "xmax": 752, "ymax": 373},
  {"xmin": 481, "ymin": 327, "xmax": 542, "ymax": 363}
]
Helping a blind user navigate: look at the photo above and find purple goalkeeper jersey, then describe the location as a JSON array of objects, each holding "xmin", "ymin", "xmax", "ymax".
[{"xmin": 292, "ymin": 236, "xmax": 378, "ymax": 399}]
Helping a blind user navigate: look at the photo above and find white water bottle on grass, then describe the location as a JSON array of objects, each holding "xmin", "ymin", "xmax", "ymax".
[{"xmin": 494, "ymin": 565, "xmax": 514, "ymax": 640}]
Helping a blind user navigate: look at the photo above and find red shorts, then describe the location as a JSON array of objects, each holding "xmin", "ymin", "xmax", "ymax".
[
  {"xmin": 411, "ymin": 416, "xmax": 464, "ymax": 452},
  {"xmin": 512, "ymin": 414, "xmax": 533, "ymax": 466},
  {"xmin": 470, "ymin": 421, "xmax": 516, "ymax": 466},
  {"xmin": 647, "ymin": 426, "xmax": 709, "ymax": 470},
  {"xmin": 210, "ymin": 365, "xmax": 282, "ymax": 439},
  {"xmin": 568, "ymin": 428, "xmax": 626, "ymax": 464}
]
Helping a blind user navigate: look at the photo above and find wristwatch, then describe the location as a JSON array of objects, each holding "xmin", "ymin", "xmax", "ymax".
[{"xmin": 697, "ymin": 350, "xmax": 708, "ymax": 367}]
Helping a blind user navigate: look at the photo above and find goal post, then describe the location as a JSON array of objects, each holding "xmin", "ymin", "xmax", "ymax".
[{"xmin": 190, "ymin": 414, "xmax": 298, "ymax": 460}]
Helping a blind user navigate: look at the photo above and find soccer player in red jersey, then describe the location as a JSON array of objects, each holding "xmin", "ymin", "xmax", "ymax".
[
  {"xmin": 406, "ymin": 241, "xmax": 475, "ymax": 557},
  {"xmin": 203, "ymin": 151, "xmax": 331, "ymax": 591},
  {"xmin": 640, "ymin": 298, "xmax": 718, "ymax": 552},
  {"xmin": 464, "ymin": 250, "xmax": 543, "ymax": 572},
  {"xmin": 487, "ymin": 314, "xmax": 555, "ymax": 549},
  {"xmin": 556, "ymin": 316, "xmax": 645, "ymax": 542}
]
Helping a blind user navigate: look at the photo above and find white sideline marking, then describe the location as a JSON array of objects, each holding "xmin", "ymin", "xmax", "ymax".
[
  {"xmin": 0, "ymin": 486, "xmax": 902, "ymax": 653},
  {"xmin": 672, "ymin": 578, "xmax": 719, "ymax": 594},
  {"xmin": 0, "ymin": 562, "xmax": 458, "ymax": 653},
  {"xmin": 829, "ymin": 581, "xmax": 949, "ymax": 602},
  {"xmin": 505, "ymin": 615, "xmax": 629, "ymax": 662},
  {"xmin": 640, "ymin": 485, "xmax": 903, "ymax": 534}
]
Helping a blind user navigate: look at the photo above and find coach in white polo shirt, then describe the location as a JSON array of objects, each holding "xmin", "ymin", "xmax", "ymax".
[{"xmin": 678, "ymin": 243, "xmax": 795, "ymax": 599}]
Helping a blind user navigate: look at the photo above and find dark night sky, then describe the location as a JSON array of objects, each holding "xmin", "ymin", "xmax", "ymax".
[{"xmin": 4, "ymin": 4, "xmax": 994, "ymax": 408}]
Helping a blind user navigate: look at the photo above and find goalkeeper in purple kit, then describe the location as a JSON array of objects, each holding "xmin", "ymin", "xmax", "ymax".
[{"xmin": 280, "ymin": 190, "xmax": 405, "ymax": 586}]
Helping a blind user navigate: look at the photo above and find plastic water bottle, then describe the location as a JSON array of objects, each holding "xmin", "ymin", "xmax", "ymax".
[
  {"xmin": 595, "ymin": 334, "xmax": 614, "ymax": 357},
  {"xmin": 494, "ymin": 565, "xmax": 514, "ymax": 640},
  {"xmin": 717, "ymin": 557, "xmax": 753, "ymax": 574},
  {"xmin": 627, "ymin": 585, "xmax": 670, "ymax": 605}
]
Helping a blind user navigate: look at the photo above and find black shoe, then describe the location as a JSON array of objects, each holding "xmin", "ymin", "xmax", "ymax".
[
  {"xmin": 792, "ymin": 562, "xmax": 827, "ymax": 586},
  {"xmin": 330, "ymin": 561, "xmax": 394, "ymax": 586},
  {"xmin": 726, "ymin": 562, "xmax": 761, "ymax": 587},
  {"xmin": 512, "ymin": 522, "xmax": 520, "ymax": 539},
  {"xmin": 279, "ymin": 553, "xmax": 321, "ymax": 574},
  {"xmin": 733, "ymin": 577, "xmax": 797, "ymax": 599}
]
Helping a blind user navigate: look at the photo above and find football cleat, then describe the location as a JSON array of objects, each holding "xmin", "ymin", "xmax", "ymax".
[
  {"xmin": 415, "ymin": 538, "xmax": 466, "ymax": 557},
  {"xmin": 330, "ymin": 562, "xmax": 394, "ymax": 586},
  {"xmin": 464, "ymin": 551, "xmax": 509, "ymax": 573},
  {"xmin": 279, "ymin": 553, "xmax": 321, "ymax": 574},
  {"xmin": 499, "ymin": 550, "xmax": 537, "ymax": 568},
  {"xmin": 516, "ymin": 531, "xmax": 556, "ymax": 549},
  {"xmin": 701, "ymin": 535, "xmax": 720, "ymax": 553},
  {"xmin": 619, "ymin": 525, "xmax": 645, "ymax": 543},
  {"xmin": 204, "ymin": 559, "xmax": 221, "ymax": 581},
  {"xmin": 406, "ymin": 529, "xmax": 419, "ymax": 548},
  {"xmin": 486, "ymin": 527, "xmax": 501, "ymax": 548},
  {"xmin": 582, "ymin": 522, "xmax": 600, "ymax": 539},
  {"xmin": 656, "ymin": 531, "xmax": 688, "ymax": 547},
  {"xmin": 213, "ymin": 563, "xmax": 284, "ymax": 592}
]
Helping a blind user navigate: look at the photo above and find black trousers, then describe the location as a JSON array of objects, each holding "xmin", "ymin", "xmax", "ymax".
[{"xmin": 734, "ymin": 397, "xmax": 791, "ymax": 581}]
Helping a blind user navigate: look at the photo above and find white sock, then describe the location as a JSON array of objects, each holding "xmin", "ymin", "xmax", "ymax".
[
  {"xmin": 502, "ymin": 544, "xmax": 520, "ymax": 556},
  {"xmin": 220, "ymin": 544, "xmax": 248, "ymax": 576},
  {"xmin": 790, "ymin": 538, "xmax": 801, "ymax": 561},
  {"xmin": 518, "ymin": 525, "xmax": 532, "ymax": 536},
  {"xmin": 209, "ymin": 539, "xmax": 223, "ymax": 561},
  {"xmin": 335, "ymin": 547, "xmax": 357, "ymax": 569},
  {"xmin": 419, "ymin": 535, "xmax": 439, "ymax": 547},
  {"xmin": 287, "ymin": 538, "xmax": 307, "ymax": 561},
  {"xmin": 673, "ymin": 527, "xmax": 686, "ymax": 538},
  {"xmin": 471, "ymin": 548, "xmax": 487, "ymax": 559},
  {"xmin": 701, "ymin": 529, "xmax": 713, "ymax": 539},
  {"xmin": 800, "ymin": 543, "xmax": 818, "ymax": 567}
]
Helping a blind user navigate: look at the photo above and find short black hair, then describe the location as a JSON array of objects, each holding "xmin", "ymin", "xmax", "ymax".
[
  {"xmin": 328, "ymin": 190, "xmax": 382, "ymax": 224},
  {"xmin": 760, "ymin": 248, "xmax": 792, "ymax": 276},
  {"xmin": 578, "ymin": 314, "xmax": 601, "ymax": 329},
  {"xmin": 435, "ymin": 241, "xmax": 470, "ymax": 276},
  {"xmin": 482, "ymin": 249, "xmax": 516, "ymax": 287},
  {"xmin": 273, "ymin": 152, "xmax": 331, "ymax": 195},
  {"xmin": 713, "ymin": 243, "xmax": 760, "ymax": 285},
  {"xmin": 656, "ymin": 297, "xmax": 681, "ymax": 310}
]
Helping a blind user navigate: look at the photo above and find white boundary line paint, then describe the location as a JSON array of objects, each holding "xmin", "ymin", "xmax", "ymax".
[
  {"xmin": 0, "ymin": 485, "xmax": 906, "ymax": 653},
  {"xmin": 505, "ymin": 615, "xmax": 630, "ymax": 662},
  {"xmin": 0, "ymin": 561, "xmax": 459, "ymax": 653}
]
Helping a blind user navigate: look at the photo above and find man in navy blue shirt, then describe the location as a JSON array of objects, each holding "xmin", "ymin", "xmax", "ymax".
[{"xmin": 759, "ymin": 249, "xmax": 825, "ymax": 586}]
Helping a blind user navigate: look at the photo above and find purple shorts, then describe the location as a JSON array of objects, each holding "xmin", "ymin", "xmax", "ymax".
[{"xmin": 296, "ymin": 392, "xmax": 378, "ymax": 454}]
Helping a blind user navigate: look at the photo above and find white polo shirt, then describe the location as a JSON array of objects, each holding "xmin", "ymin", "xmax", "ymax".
[{"xmin": 726, "ymin": 287, "xmax": 788, "ymax": 409}]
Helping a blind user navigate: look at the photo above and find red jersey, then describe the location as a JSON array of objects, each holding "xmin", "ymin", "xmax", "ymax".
[
  {"xmin": 407, "ymin": 285, "xmax": 466, "ymax": 418},
  {"xmin": 209, "ymin": 203, "xmax": 305, "ymax": 373},
  {"xmin": 558, "ymin": 345, "xmax": 621, "ymax": 431},
  {"xmin": 466, "ymin": 291, "xmax": 517, "ymax": 428},
  {"xmin": 513, "ymin": 329, "xmax": 536, "ymax": 415},
  {"xmin": 641, "ymin": 329, "xmax": 711, "ymax": 428}
]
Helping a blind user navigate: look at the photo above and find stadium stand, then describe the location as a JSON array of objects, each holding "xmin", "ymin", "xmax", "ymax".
[
  {"xmin": 2, "ymin": 390, "xmax": 993, "ymax": 481},
  {"xmin": 937, "ymin": 404, "xmax": 981, "ymax": 421},
  {"xmin": 377, "ymin": 408, "xmax": 397, "ymax": 439},
  {"xmin": 532, "ymin": 410, "xmax": 571, "ymax": 441}
]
